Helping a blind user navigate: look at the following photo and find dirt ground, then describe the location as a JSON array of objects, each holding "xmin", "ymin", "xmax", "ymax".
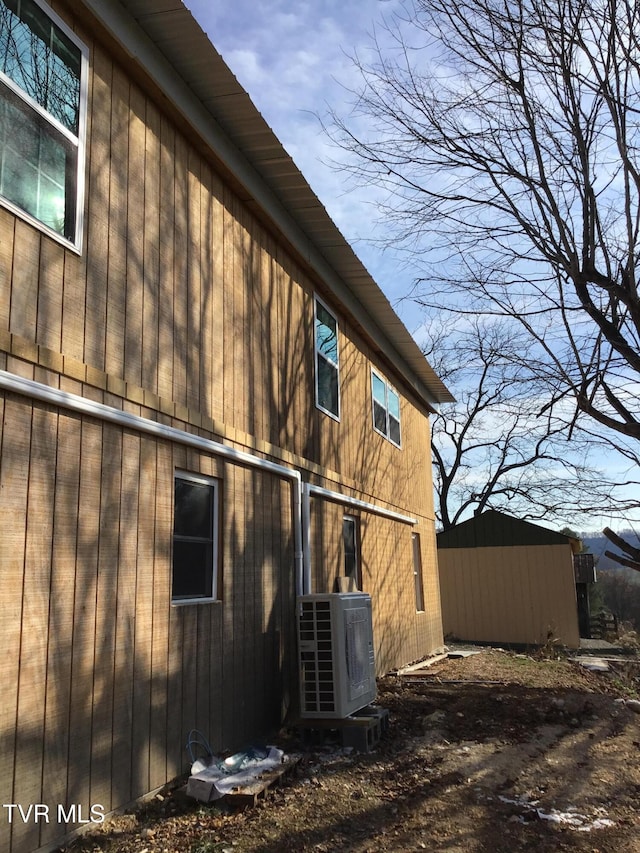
[{"xmin": 60, "ymin": 647, "xmax": 640, "ymax": 853}]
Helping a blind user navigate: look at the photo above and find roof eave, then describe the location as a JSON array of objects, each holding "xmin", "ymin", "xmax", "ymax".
[{"xmin": 82, "ymin": 0, "xmax": 454, "ymax": 408}]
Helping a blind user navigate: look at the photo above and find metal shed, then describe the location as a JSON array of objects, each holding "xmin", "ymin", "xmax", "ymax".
[{"xmin": 437, "ymin": 511, "xmax": 581, "ymax": 648}]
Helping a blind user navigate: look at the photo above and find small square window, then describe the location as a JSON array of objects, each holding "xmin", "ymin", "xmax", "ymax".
[{"xmin": 172, "ymin": 473, "xmax": 219, "ymax": 603}]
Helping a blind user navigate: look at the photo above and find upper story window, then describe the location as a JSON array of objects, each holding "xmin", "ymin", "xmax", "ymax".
[
  {"xmin": 172, "ymin": 472, "xmax": 219, "ymax": 604},
  {"xmin": 0, "ymin": 0, "xmax": 88, "ymax": 249},
  {"xmin": 372, "ymin": 368, "xmax": 401, "ymax": 447},
  {"xmin": 314, "ymin": 296, "xmax": 340, "ymax": 420}
]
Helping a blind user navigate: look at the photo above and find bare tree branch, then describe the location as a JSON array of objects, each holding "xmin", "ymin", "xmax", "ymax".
[
  {"xmin": 327, "ymin": 0, "xmax": 640, "ymax": 444},
  {"xmin": 603, "ymin": 550, "xmax": 640, "ymax": 571},
  {"xmin": 603, "ymin": 526, "xmax": 640, "ymax": 561},
  {"xmin": 423, "ymin": 317, "xmax": 635, "ymax": 529}
]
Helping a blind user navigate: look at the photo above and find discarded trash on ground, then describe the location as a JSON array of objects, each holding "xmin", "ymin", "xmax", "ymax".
[{"xmin": 186, "ymin": 745, "xmax": 300, "ymax": 804}]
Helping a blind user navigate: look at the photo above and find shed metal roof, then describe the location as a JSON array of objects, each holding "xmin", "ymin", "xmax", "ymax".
[
  {"xmin": 84, "ymin": 0, "xmax": 453, "ymax": 409},
  {"xmin": 437, "ymin": 510, "xmax": 575, "ymax": 550}
]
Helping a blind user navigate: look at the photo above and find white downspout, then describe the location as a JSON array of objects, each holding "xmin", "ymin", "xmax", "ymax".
[
  {"xmin": 301, "ymin": 481, "xmax": 312, "ymax": 595},
  {"xmin": 291, "ymin": 477, "xmax": 304, "ymax": 598}
]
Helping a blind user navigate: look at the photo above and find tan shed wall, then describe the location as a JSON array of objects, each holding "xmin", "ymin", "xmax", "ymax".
[{"xmin": 438, "ymin": 544, "xmax": 580, "ymax": 648}]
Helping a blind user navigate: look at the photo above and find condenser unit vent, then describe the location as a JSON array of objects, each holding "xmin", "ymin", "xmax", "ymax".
[{"xmin": 298, "ymin": 593, "xmax": 376, "ymax": 719}]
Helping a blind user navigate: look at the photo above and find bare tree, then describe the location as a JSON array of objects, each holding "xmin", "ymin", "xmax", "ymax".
[
  {"xmin": 329, "ymin": 0, "xmax": 640, "ymax": 447},
  {"xmin": 424, "ymin": 316, "xmax": 636, "ymax": 528}
]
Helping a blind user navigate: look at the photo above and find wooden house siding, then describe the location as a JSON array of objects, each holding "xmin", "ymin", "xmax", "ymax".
[
  {"xmin": 308, "ymin": 494, "xmax": 442, "ymax": 675},
  {"xmin": 0, "ymin": 2, "xmax": 445, "ymax": 851},
  {"xmin": 0, "ymin": 4, "xmax": 439, "ymax": 519},
  {"xmin": 0, "ymin": 386, "xmax": 298, "ymax": 852}
]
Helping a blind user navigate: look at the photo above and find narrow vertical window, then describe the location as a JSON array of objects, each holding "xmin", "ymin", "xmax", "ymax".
[
  {"xmin": 412, "ymin": 532, "xmax": 425, "ymax": 612},
  {"xmin": 371, "ymin": 368, "xmax": 401, "ymax": 447},
  {"xmin": 388, "ymin": 387, "xmax": 401, "ymax": 446},
  {"xmin": 314, "ymin": 296, "xmax": 340, "ymax": 419},
  {"xmin": 172, "ymin": 472, "xmax": 219, "ymax": 603},
  {"xmin": 343, "ymin": 515, "xmax": 360, "ymax": 589},
  {"xmin": 0, "ymin": 0, "xmax": 87, "ymax": 248}
]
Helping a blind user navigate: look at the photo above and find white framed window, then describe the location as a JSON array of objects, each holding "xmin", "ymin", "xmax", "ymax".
[
  {"xmin": 172, "ymin": 471, "xmax": 219, "ymax": 604},
  {"xmin": 371, "ymin": 368, "xmax": 401, "ymax": 447},
  {"xmin": 0, "ymin": 0, "xmax": 88, "ymax": 250},
  {"xmin": 412, "ymin": 532, "xmax": 425, "ymax": 613},
  {"xmin": 314, "ymin": 295, "xmax": 340, "ymax": 420}
]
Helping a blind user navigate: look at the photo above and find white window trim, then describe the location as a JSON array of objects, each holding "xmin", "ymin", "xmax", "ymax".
[
  {"xmin": 371, "ymin": 368, "xmax": 401, "ymax": 448},
  {"xmin": 0, "ymin": 0, "xmax": 89, "ymax": 253},
  {"xmin": 314, "ymin": 294, "xmax": 341, "ymax": 421},
  {"xmin": 172, "ymin": 470, "xmax": 220, "ymax": 606}
]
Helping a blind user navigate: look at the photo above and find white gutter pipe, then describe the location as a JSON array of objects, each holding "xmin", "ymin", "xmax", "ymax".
[
  {"xmin": 1, "ymin": 370, "xmax": 419, "ymax": 598},
  {"xmin": 0, "ymin": 370, "xmax": 306, "ymax": 597},
  {"xmin": 301, "ymin": 482, "xmax": 312, "ymax": 595},
  {"xmin": 307, "ymin": 483, "xmax": 417, "ymax": 526}
]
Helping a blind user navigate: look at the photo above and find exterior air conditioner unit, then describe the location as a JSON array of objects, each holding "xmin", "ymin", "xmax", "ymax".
[{"xmin": 298, "ymin": 592, "xmax": 377, "ymax": 719}]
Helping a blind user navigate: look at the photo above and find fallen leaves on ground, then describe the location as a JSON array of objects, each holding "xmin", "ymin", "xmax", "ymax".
[{"xmin": 60, "ymin": 648, "xmax": 640, "ymax": 853}]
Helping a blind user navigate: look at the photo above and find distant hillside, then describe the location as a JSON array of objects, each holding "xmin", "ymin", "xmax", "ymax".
[{"xmin": 579, "ymin": 529, "xmax": 640, "ymax": 571}]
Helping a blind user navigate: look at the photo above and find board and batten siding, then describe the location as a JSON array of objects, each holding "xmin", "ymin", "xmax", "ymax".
[
  {"xmin": 0, "ymin": 3, "xmax": 443, "ymax": 851},
  {"xmin": 308, "ymin": 496, "xmax": 442, "ymax": 676},
  {"xmin": 438, "ymin": 543, "xmax": 580, "ymax": 648},
  {"xmin": 0, "ymin": 383, "xmax": 296, "ymax": 853},
  {"xmin": 0, "ymin": 22, "xmax": 433, "ymax": 516}
]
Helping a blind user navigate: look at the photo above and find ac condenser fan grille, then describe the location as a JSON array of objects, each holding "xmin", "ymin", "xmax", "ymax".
[{"xmin": 300, "ymin": 600, "xmax": 336, "ymax": 712}]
